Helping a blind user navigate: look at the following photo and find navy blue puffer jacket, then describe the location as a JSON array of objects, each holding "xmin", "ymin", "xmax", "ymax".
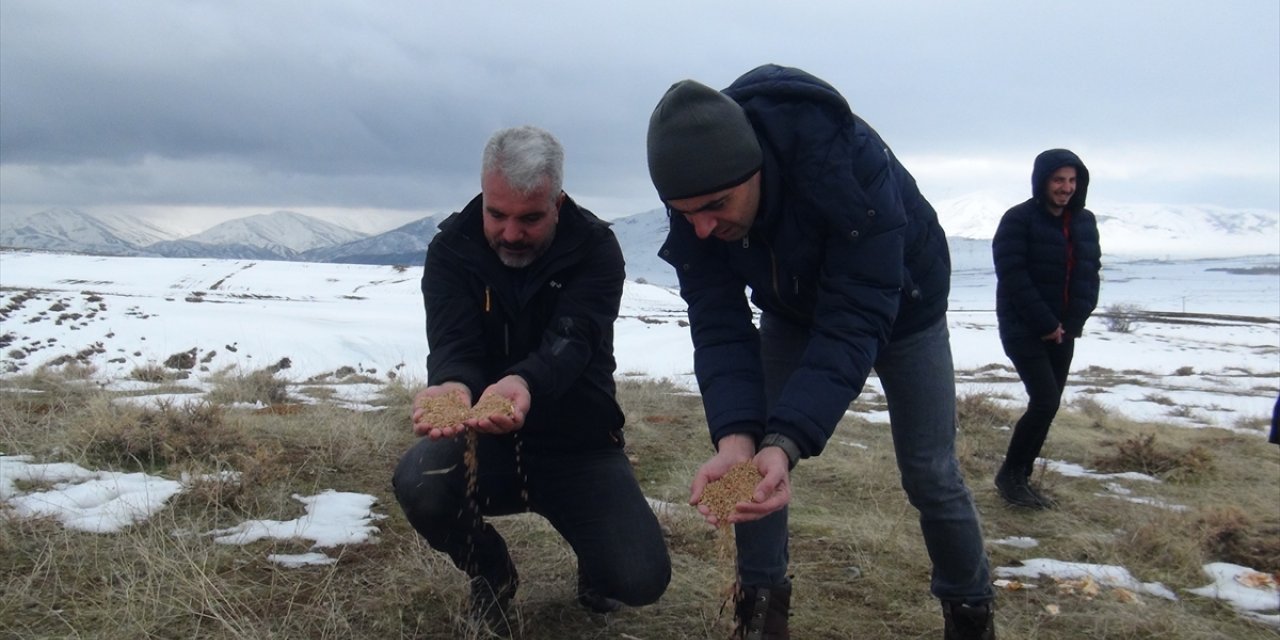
[
  {"xmin": 992, "ymin": 149, "xmax": 1102, "ymax": 340},
  {"xmin": 658, "ymin": 64, "xmax": 951, "ymax": 459}
]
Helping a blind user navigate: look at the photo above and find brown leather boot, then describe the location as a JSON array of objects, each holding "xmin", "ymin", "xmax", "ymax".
[{"xmin": 731, "ymin": 582, "xmax": 791, "ymax": 640}]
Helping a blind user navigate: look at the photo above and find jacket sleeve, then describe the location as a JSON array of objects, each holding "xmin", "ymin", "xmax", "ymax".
[
  {"xmin": 1063, "ymin": 209, "xmax": 1102, "ymax": 337},
  {"xmin": 993, "ymin": 207, "xmax": 1061, "ymax": 337},
  {"xmin": 766, "ymin": 134, "xmax": 907, "ymax": 459},
  {"xmin": 663, "ymin": 216, "xmax": 769, "ymax": 447},
  {"xmin": 422, "ymin": 241, "xmax": 489, "ymax": 399},
  {"xmin": 504, "ymin": 229, "xmax": 624, "ymax": 402}
]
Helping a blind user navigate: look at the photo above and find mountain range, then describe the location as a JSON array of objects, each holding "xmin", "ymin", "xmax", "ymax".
[{"xmin": 2, "ymin": 197, "xmax": 1277, "ymax": 289}]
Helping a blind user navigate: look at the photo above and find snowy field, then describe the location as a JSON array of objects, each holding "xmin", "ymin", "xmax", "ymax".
[
  {"xmin": 2, "ymin": 249, "xmax": 1278, "ymax": 625},
  {"xmin": 1, "ymin": 249, "xmax": 1276, "ymax": 429}
]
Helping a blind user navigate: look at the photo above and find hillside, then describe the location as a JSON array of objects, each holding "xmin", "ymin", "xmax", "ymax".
[{"xmin": 2, "ymin": 200, "xmax": 1277, "ymax": 279}]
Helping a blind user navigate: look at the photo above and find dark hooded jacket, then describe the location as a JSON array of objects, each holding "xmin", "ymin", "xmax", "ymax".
[
  {"xmin": 658, "ymin": 64, "xmax": 951, "ymax": 459},
  {"xmin": 992, "ymin": 149, "xmax": 1102, "ymax": 340},
  {"xmin": 422, "ymin": 193, "xmax": 626, "ymax": 452}
]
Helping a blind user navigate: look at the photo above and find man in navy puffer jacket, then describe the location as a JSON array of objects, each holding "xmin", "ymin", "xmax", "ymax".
[
  {"xmin": 992, "ymin": 149, "xmax": 1101, "ymax": 509},
  {"xmin": 647, "ymin": 64, "xmax": 995, "ymax": 640}
]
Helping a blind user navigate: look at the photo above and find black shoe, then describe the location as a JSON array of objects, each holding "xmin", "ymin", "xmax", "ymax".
[
  {"xmin": 942, "ymin": 601, "xmax": 995, "ymax": 640},
  {"xmin": 467, "ymin": 575, "xmax": 517, "ymax": 638},
  {"xmin": 1024, "ymin": 482, "xmax": 1058, "ymax": 509},
  {"xmin": 577, "ymin": 570, "xmax": 622, "ymax": 613},
  {"xmin": 995, "ymin": 473, "xmax": 1048, "ymax": 510}
]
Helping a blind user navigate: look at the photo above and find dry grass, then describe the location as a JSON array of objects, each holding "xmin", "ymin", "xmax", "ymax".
[
  {"xmin": 1, "ymin": 372, "xmax": 1278, "ymax": 639},
  {"xmin": 205, "ymin": 366, "xmax": 291, "ymax": 406},
  {"xmin": 1091, "ymin": 433, "xmax": 1215, "ymax": 481}
]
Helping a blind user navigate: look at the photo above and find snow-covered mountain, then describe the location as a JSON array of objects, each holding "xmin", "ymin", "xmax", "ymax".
[
  {"xmin": 609, "ymin": 207, "xmax": 671, "ymax": 285},
  {"xmin": 0, "ymin": 208, "xmax": 177, "ymax": 256},
  {"xmin": 143, "ymin": 239, "xmax": 293, "ymax": 261},
  {"xmin": 299, "ymin": 215, "xmax": 445, "ymax": 266},
  {"xmin": 933, "ymin": 190, "xmax": 1022, "ymax": 239},
  {"xmin": 2, "ymin": 198, "xmax": 1275, "ymax": 275},
  {"xmin": 179, "ymin": 210, "xmax": 367, "ymax": 256},
  {"xmin": 934, "ymin": 192, "xmax": 1280, "ymax": 257},
  {"xmin": 1091, "ymin": 204, "xmax": 1280, "ymax": 257},
  {"xmin": 89, "ymin": 211, "xmax": 185, "ymax": 246}
]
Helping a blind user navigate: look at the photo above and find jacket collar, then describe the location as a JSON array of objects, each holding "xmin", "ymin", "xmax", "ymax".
[{"xmin": 435, "ymin": 192, "xmax": 598, "ymax": 281}]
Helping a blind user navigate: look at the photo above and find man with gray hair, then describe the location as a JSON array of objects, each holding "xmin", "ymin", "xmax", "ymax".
[{"xmin": 393, "ymin": 126, "xmax": 670, "ymax": 636}]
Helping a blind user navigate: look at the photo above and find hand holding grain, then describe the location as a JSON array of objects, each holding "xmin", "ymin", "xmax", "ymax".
[
  {"xmin": 411, "ymin": 380, "xmax": 520, "ymax": 439},
  {"xmin": 697, "ymin": 462, "xmax": 765, "ymax": 528},
  {"xmin": 465, "ymin": 375, "xmax": 528, "ymax": 435},
  {"xmin": 412, "ymin": 383, "xmax": 472, "ymax": 438}
]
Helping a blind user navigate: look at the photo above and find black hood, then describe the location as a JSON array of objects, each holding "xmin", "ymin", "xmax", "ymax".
[{"xmin": 1031, "ymin": 148, "xmax": 1090, "ymax": 211}]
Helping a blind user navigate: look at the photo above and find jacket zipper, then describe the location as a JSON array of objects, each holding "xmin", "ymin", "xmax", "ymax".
[
  {"xmin": 1062, "ymin": 210, "xmax": 1074, "ymax": 309},
  {"xmin": 484, "ymin": 285, "xmax": 510, "ymax": 356},
  {"xmin": 758, "ymin": 235, "xmax": 804, "ymax": 318}
]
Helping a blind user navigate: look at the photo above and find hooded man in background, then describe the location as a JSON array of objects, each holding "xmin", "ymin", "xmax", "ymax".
[{"xmin": 992, "ymin": 149, "xmax": 1102, "ymax": 509}]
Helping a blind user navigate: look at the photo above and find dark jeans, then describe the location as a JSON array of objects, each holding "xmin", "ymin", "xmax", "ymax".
[
  {"xmin": 1000, "ymin": 334, "xmax": 1076, "ymax": 477},
  {"xmin": 392, "ymin": 433, "xmax": 671, "ymax": 606},
  {"xmin": 736, "ymin": 314, "xmax": 994, "ymax": 605}
]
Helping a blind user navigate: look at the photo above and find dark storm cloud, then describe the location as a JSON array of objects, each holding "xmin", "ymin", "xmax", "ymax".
[
  {"xmin": 1, "ymin": 0, "xmax": 1277, "ymax": 219},
  {"xmin": 1, "ymin": 2, "xmax": 490, "ymax": 171}
]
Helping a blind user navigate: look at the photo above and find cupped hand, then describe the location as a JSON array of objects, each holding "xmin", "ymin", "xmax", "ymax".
[
  {"xmin": 411, "ymin": 382, "xmax": 471, "ymax": 439},
  {"xmin": 732, "ymin": 446, "xmax": 792, "ymax": 522},
  {"xmin": 466, "ymin": 375, "xmax": 530, "ymax": 435},
  {"xmin": 689, "ymin": 434, "xmax": 756, "ymax": 527}
]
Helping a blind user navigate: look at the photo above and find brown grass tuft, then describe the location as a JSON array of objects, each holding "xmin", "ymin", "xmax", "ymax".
[
  {"xmin": 206, "ymin": 367, "xmax": 289, "ymax": 405},
  {"xmin": 251, "ymin": 403, "xmax": 308, "ymax": 415},
  {"xmin": 76, "ymin": 400, "xmax": 247, "ymax": 469},
  {"xmin": 1198, "ymin": 507, "xmax": 1280, "ymax": 573},
  {"xmin": 957, "ymin": 392, "xmax": 1016, "ymax": 431},
  {"xmin": 1091, "ymin": 433, "xmax": 1215, "ymax": 481}
]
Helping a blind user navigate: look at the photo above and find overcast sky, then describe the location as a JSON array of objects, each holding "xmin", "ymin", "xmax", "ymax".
[{"xmin": 2, "ymin": 1, "xmax": 1277, "ymax": 233}]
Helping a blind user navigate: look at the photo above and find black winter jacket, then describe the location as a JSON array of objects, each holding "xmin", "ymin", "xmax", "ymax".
[
  {"xmin": 992, "ymin": 149, "xmax": 1102, "ymax": 341},
  {"xmin": 658, "ymin": 64, "xmax": 952, "ymax": 459},
  {"xmin": 422, "ymin": 193, "xmax": 626, "ymax": 451}
]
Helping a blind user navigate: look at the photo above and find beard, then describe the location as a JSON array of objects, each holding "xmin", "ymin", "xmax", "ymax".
[{"xmin": 492, "ymin": 232, "xmax": 554, "ymax": 269}]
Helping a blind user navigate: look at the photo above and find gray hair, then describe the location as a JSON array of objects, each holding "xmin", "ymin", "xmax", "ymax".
[{"xmin": 481, "ymin": 126, "xmax": 564, "ymax": 201}]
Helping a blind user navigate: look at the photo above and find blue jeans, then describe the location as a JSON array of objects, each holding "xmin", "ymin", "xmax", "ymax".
[
  {"xmin": 393, "ymin": 433, "xmax": 671, "ymax": 605},
  {"xmin": 737, "ymin": 313, "xmax": 994, "ymax": 605}
]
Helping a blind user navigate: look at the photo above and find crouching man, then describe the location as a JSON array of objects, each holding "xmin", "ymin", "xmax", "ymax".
[{"xmin": 393, "ymin": 125, "xmax": 671, "ymax": 636}]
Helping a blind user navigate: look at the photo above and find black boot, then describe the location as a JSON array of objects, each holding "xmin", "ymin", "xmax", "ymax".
[
  {"xmin": 577, "ymin": 567, "xmax": 622, "ymax": 614},
  {"xmin": 732, "ymin": 581, "xmax": 791, "ymax": 640},
  {"xmin": 1023, "ymin": 480, "xmax": 1058, "ymax": 509},
  {"xmin": 466, "ymin": 573, "xmax": 518, "ymax": 638},
  {"xmin": 462, "ymin": 531, "xmax": 519, "ymax": 638},
  {"xmin": 942, "ymin": 600, "xmax": 995, "ymax": 640},
  {"xmin": 995, "ymin": 468, "xmax": 1048, "ymax": 509}
]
